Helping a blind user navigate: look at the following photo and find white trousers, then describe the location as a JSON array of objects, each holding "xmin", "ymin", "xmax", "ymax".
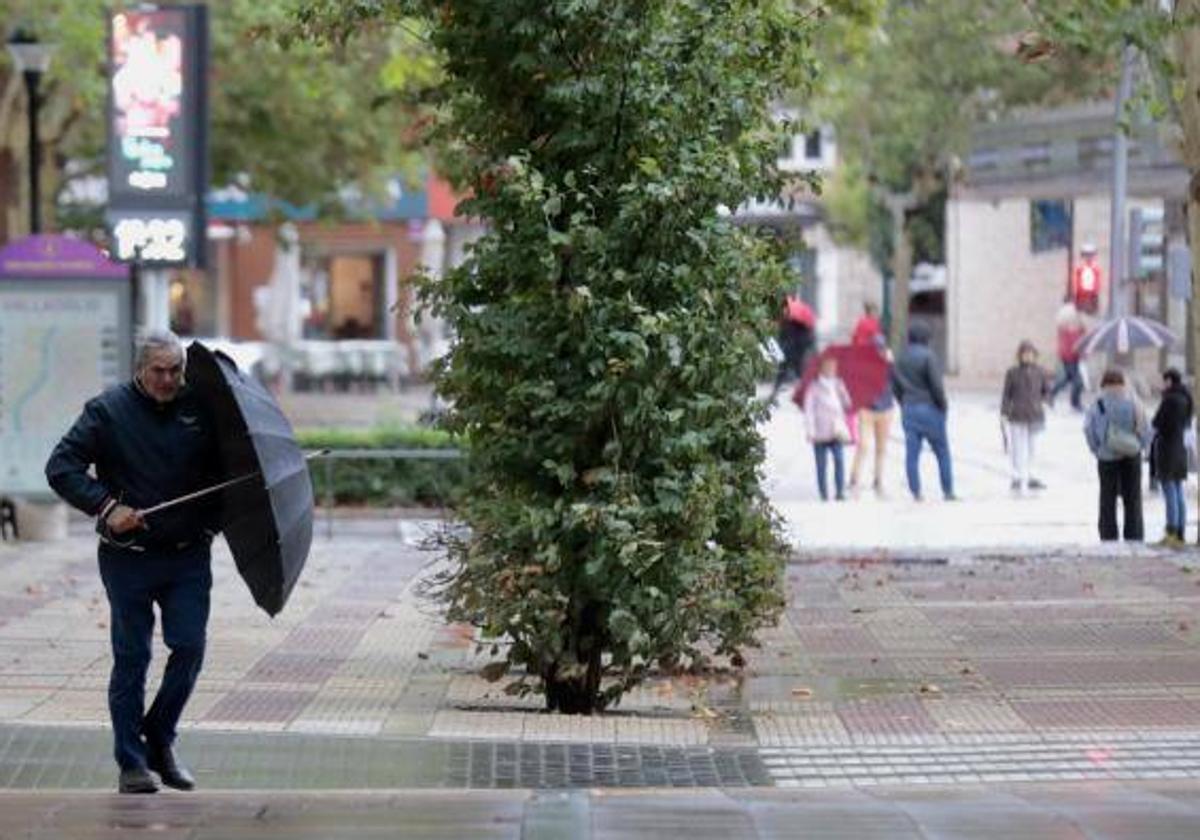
[{"xmin": 1008, "ymin": 422, "xmax": 1036, "ymax": 490}]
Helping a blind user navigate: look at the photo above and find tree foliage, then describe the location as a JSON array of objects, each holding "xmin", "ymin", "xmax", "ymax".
[
  {"xmin": 819, "ymin": 0, "xmax": 1108, "ymax": 259},
  {"xmin": 0, "ymin": 0, "xmax": 432, "ymax": 231},
  {"xmin": 298, "ymin": 0, "xmax": 814, "ymax": 713}
]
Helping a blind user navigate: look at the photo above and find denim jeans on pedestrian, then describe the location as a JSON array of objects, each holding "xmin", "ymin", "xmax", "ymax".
[
  {"xmin": 99, "ymin": 544, "xmax": 211, "ymax": 771},
  {"xmin": 1050, "ymin": 360, "xmax": 1084, "ymax": 410},
  {"xmin": 1163, "ymin": 479, "xmax": 1186, "ymax": 537},
  {"xmin": 812, "ymin": 440, "xmax": 845, "ymax": 500},
  {"xmin": 901, "ymin": 402, "xmax": 954, "ymax": 500}
]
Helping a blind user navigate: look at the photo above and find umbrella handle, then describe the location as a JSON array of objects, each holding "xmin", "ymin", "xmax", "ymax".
[{"xmin": 139, "ymin": 449, "xmax": 332, "ymax": 517}]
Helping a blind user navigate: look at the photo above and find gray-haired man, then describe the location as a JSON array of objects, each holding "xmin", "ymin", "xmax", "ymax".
[{"xmin": 45, "ymin": 331, "xmax": 220, "ymax": 793}]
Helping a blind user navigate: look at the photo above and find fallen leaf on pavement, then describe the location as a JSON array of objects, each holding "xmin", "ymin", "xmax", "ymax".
[
  {"xmin": 919, "ymin": 683, "xmax": 942, "ymax": 696},
  {"xmin": 480, "ymin": 661, "xmax": 509, "ymax": 682}
]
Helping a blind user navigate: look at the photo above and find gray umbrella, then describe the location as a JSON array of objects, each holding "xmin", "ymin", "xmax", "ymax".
[
  {"xmin": 1075, "ymin": 315, "xmax": 1176, "ymax": 356},
  {"xmin": 185, "ymin": 341, "xmax": 315, "ymax": 616}
]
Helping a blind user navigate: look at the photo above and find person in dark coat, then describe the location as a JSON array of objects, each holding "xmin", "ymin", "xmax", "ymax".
[
  {"xmin": 1153, "ymin": 368, "xmax": 1194, "ymax": 546},
  {"xmin": 891, "ymin": 323, "xmax": 956, "ymax": 501},
  {"xmin": 45, "ymin": 330, "xmax": 220, "ymax": 794}
]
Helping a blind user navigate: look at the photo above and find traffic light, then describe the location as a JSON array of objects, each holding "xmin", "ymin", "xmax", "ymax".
[
  {"xmin": 1129, "ymin": 207, "xmax": 1165, "ymax": 280},
  {"xmin": 1073, "ymin": 259, "xmax": 1102, "ymax": 314}
]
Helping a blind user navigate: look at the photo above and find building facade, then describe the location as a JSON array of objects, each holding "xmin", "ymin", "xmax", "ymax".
[{"xmin": 946, "ymin": 102, "xmax": 1188, "ymax": 383}]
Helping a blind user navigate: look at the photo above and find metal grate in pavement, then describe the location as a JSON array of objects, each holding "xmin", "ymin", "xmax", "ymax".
[{"xmin": 0, "ymin": 724, "xmax": 769, "ymax": 791}]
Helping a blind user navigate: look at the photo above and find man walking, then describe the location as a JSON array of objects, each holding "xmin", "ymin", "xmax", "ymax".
[
  {"xmin": 1050, "ymin": 301, "xmax": 1087, "ymax": 411},
  {"xmin": 769, "ymin": 293, "xmax": 816, "ymax": 404},
  {"xmin": 46, "ymin": 331, "xmax": 219, "ymax": 794},
  {"xmin": 891, "ymin": 323, "xmax": 956, "ymax": 501}
]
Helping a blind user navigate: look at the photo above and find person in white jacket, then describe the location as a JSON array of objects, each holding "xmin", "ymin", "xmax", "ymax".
[{"xmin": 803, "ymin": 355, "xmax": 853, "ymax": 501}]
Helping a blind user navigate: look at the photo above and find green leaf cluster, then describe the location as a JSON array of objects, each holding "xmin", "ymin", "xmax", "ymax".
[{"xmin": 367, "ymin": 0, "xmax": 810, "ymax": 712}]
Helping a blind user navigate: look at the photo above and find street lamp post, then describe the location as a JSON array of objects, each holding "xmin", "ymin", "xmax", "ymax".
[{"xmin": 6, "ymin": 30, "xmax": 55, "ymax": 234}]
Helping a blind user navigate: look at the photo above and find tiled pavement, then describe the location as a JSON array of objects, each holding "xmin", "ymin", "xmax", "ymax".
[
  {"xmin": 4, "ymin": 784, "xmax": 1200, "ymax": 839},
  {"xmin": 5, "ymin": 535, "xmax": 1200, "ymax": 792}
]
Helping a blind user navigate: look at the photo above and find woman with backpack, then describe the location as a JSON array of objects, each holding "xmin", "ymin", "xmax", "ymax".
[
  {"xmin": 1084, "ymin": 369, "xmax": 1149, "ymax": 542},
  {"xmin": 1152, "ymin": 368, "xmax": 1194, "ymax": 546}
]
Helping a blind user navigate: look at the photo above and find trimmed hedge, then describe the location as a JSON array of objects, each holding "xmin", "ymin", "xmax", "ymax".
[{"xmin": 298, "ymin": 425, "xmax": 465, "ymax": 508}]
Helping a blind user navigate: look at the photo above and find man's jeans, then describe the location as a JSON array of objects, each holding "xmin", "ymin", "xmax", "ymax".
[
  {"xmin": 99, "ymin": 545, "xmax": 211, "ymax": 771},
  {"xmin": 901, "ymin": 402, "xmax": 954, "ymax": 499}
]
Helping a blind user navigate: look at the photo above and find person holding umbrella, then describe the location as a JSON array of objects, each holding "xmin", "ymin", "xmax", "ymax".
[
  {"xmin": 45, "ymin": 331, "xmax": 219, "ymax": 794},
  {"xmin": 1152, "ymin": 368, "xmax": 1194, "ymax": 546}
]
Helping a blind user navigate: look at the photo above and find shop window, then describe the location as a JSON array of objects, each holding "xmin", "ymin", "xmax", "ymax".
[
  {"xmin": 1030, "ymin": 199, "xmax": 1072, "ymax": 253},
  {"xmin": 300, "ymin": 252, "xmax": 386, "ymax": 339},
  {"xmin": 169, "ymin": 268, "xmax": 217, "ymax": 336}
]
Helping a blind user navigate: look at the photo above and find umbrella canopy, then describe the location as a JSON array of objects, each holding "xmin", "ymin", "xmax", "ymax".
[
  {"xmin": 794, "ymin": 344, "xmax": 890, "ymax": 411},
  {"xmin": 186, "ymin": 341, "xmax": 314, "ymax": 616},
  {"xmin": 1075, "ymin": 315, "xmax": 1176, "ymax": 356}
]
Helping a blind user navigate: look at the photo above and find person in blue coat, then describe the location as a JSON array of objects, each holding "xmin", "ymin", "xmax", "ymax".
[{"xmin": 45, "ymin": 330, "xmax": 220, "ymax": 794}]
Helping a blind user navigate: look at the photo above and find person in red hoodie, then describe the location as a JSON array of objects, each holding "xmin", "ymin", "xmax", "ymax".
[
  {"xmin": 851, "ymin": 301, "xmax": 882, "ymax": 347},
  {"xmin": 769, "ymin": 294, "xmax": 816, "ymax": 404},
  {"xmin": 1049, "ymin": 301, "xmax": 1087, "ymax": 411}
]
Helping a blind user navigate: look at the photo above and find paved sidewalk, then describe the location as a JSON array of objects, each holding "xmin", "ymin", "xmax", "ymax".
[
  {"xmin": 763, "ymin": 387, "xmax": 1193, "ymax": 549},
  {"xmin": 5, "ymin": 534, "xmax": 1200, "ymax": 792},
  {"xmin": 4, "ymin": 784, "xmax": 1200, "ymax": 839}
]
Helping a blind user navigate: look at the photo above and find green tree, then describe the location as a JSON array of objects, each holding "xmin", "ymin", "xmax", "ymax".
[
  {"xmin": 298, "ymin": 0, "xmax": 815, "ymax": 713},
  {"xmin": 817, "ymin": 0, "xmax": 1105, "ymax": 346},
  {"xmin": 0, "ymin": 0, "xmax": 431, "ymax": 235}
]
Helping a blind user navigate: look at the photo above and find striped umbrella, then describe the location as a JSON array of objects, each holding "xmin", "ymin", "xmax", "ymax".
[{"xmin": 1074, "ymin": 315, "xmax": 1177, "ymax": 356}]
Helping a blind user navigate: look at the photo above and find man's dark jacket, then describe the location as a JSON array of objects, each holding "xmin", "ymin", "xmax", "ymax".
[
  {"xmin": 891, "ymin": 325, "xmax": 948, "ymax": 413},
  {"xmin": 45, "ymin": 381, "xmax": 221, "ymax": 552}
]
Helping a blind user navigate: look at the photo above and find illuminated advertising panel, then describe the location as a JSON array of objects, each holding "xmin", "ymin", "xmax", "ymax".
[{"xmin": 106, "ymin": 4, "xmax": 208, "ymax": 267}]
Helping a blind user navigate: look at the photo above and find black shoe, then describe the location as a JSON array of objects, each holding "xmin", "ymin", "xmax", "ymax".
[
  {"xmin": 147, "ymin": 743, "xmax": 195, "ymax": 791},
  {"xmin": 118, "ymin": 767, "xmax": 159, "ymax": 794},
  {"xmin": 1028, "ymin": 478, "xmax": 1046, "ymax": 490}
]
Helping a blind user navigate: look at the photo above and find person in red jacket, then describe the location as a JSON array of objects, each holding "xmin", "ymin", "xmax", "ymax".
[
  {"xmin": 1049, "ymin": 301, "xmax": 1086, "ymax": 411},
  {"xmin": 851, "ymin": 301, "xmax": 882, "ymax": 347},
  {"xmin": 769, "ymin": 294, "xmax": 816, "ymax": 404}
]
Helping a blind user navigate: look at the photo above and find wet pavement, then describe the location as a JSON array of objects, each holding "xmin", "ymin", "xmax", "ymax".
[
  {"xmin": 5, "ymin": 536, "xmax": 1200, "ymax": 791},
  {"xmin": 4, "ymin": 783, "xmax": 1200, "ymax": 838},
  {"xmin": 4, "ymin": 385, "xmax": 1200, "ymax": 833}
]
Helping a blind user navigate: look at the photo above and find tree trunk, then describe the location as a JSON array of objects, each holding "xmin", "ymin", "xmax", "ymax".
[
  {"xmin": 887, "ymin": 197, "xmax": 913, "ymax": 351},
  {"xmin": 1178, "ymin": 0, "xmax": 1200, "ymax": 541},
  {"xmin": 543, "ymin": 600, "xmax": 604, "ymax": 714}
]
